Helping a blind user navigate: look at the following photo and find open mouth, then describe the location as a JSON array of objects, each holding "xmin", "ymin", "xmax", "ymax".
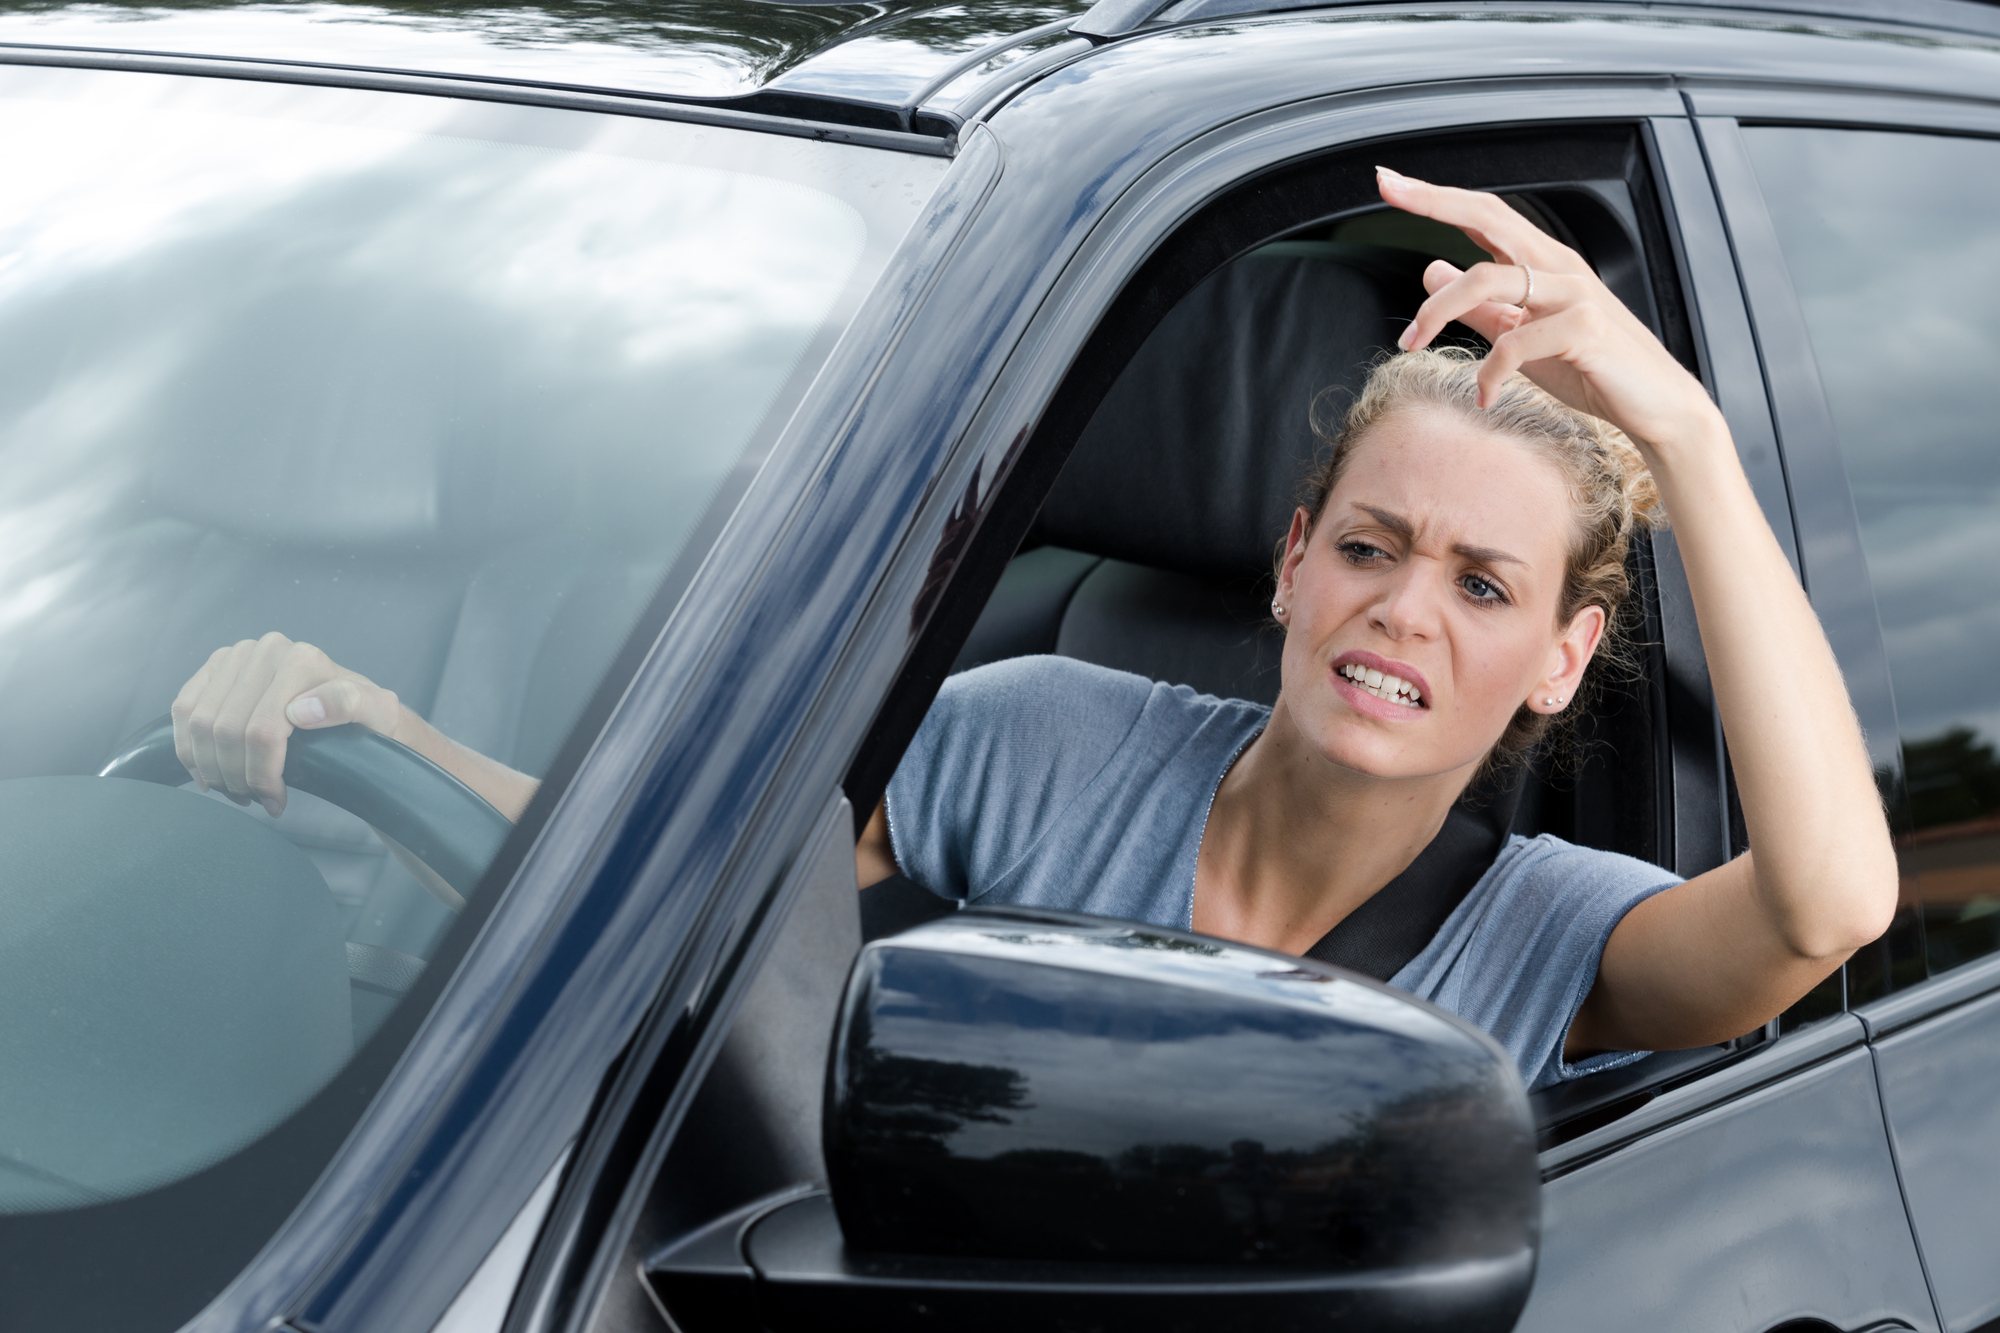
[{"xmin": 1337, "ymin": 661, "xmax": 1425, "ymax": 709}]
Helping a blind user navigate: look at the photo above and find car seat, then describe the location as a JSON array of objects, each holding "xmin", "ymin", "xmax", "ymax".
[{"xmin": 0, "ymin": 356, "xmax": 698, "ymax": 1042}]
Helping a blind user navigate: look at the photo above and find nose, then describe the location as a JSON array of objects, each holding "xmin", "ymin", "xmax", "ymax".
[{"xmin": 1366, "ymin": 561, "xmax": 1446, "ymax": 642}]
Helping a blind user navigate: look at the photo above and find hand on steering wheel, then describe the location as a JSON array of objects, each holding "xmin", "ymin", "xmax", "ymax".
[
  {"xmin": 171, "ymin": 632, "xmax": 401, "ymax": 818},
  {"xmin": 1376, "ymin": 165, "xmax": 1724, "ymax": 459}
]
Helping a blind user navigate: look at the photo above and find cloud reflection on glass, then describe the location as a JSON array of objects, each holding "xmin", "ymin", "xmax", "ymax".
[
  {"xmin": 1746, "ymin": 126, "xmax": 2000, "ymax": 973},
  {"xmin": 0, "ymin": 62, "xmax": 938, "ymax": 1213}
]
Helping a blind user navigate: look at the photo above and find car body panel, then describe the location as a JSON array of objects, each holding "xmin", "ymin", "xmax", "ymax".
[
  {"xmin": 1874, "ymin": 994, "xmax": 2000, "ymax": 1333},
  {"xmin": 1522, "ymin": 1037, "xmax": 1938, "ymax": 1332}
]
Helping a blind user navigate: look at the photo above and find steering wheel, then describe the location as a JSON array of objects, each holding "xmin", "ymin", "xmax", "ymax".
[{"xmin": 99, "ymin": 715, "xmax": 511, "ymax": 902}]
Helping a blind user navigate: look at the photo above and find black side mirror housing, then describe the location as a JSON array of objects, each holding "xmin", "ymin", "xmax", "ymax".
[{"xmin": 647, "ymin": 908, "xmax": 1539, "ymax": 1332}]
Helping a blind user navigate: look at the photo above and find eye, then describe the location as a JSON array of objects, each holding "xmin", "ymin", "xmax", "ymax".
[
  {"xmin": 1339, "ymin": 540, "xmax": 1389, "ymax": 565},
  {"xmin": 1460, "ymin": 572, "xmax": 1509, "ymax": 605}
]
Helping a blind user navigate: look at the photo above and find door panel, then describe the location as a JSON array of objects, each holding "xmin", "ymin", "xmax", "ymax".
[
  {"xmin": 1875, "ymin": 991, "xmax": 2000, "ymax": 1332},
  {"xmin": 1519, "ymin": 1043, "xmax": 1936, "ymax": 1332}
]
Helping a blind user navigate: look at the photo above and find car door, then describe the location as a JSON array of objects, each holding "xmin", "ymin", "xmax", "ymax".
[{"xmin": 1698, "ymin": 93, "xmax": 2000, "ymax": 1333}]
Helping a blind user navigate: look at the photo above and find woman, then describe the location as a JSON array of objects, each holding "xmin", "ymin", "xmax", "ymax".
[{"xmin": 171, "ymin": 169, "xmax": 1896, "ymax": 1089}]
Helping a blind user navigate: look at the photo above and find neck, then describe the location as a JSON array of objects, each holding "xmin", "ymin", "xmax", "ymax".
[{"xmin": 1192, "ymin": 695, "xmax": 1475, "ymax": 955}]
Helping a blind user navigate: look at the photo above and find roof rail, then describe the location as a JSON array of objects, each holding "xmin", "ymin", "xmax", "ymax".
[{"xmin": 1071, "ymin": 0, "xmax": 2000, "ymax": 43}]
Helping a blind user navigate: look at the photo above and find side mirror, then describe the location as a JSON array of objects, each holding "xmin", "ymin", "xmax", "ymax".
[{"xmin": 647, "ymin": 908, "xmax": 1539, "ymax": 1332}]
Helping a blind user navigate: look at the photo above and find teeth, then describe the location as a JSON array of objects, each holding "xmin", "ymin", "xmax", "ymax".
[{"xmin": 1339, "ymin": 663, "xmax": 1424, "ymax": 708}]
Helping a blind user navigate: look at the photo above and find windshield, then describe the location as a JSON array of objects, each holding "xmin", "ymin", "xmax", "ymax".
[{"xmin": 0, "ymin": 63, "xmax": 943, "ymax": 1328}]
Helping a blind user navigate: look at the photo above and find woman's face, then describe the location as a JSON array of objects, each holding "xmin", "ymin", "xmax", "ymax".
[{"xmin": 1273, "ymin": 405, "xmax": 1605, "ymax": 783}]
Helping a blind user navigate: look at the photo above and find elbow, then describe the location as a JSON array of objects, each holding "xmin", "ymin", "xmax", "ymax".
[
  {"xmin": 1778, "ymin": 855, "xmax": 1901, "ymax": 962},
  {"xmin": 1798, "ymin": 901, "xmax": 1896, "ymax": 962}
]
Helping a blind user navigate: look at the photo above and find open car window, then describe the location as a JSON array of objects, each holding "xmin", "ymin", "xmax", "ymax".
[
  {"xmin": 0, "ymin": 62, "xmax": 944, "ymax": 1331},
  {"xmin": 851, "ymin": 128, "xmax": 1742, "ymax": 1148}
]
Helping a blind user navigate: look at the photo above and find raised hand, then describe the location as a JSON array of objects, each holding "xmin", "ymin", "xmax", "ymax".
[
  {"xmin": 1376, "ymin": 165, "xmax": 1721, "ymax": 457},
  {"xmin": 170, "ymin": 632, "xmax": 401, "ymax": 818}
]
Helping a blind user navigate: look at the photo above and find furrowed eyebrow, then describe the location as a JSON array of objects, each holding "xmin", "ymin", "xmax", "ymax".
[
  {"xmin": 1354, "ymin": 504, "xmax": 1414, "ymax": 538},
  {"xmin": 1452, "ymin": 541, "xmax": 1526, "ymax": 568},
  {"xmin": 1352, "ymin": 504, "xmax": 1524, "ymax": 568}
]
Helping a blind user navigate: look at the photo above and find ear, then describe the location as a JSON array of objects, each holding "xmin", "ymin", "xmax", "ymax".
[
  {"xmin": 1274, "ymin": 508, "xmax": 1313, "ymax": 618},
  {"xmin": 1531, "ymin": 604, "xmax": 1606, "ymax": 714}
]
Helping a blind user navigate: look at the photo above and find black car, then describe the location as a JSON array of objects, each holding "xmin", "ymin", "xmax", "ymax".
[{"xmin": 1, "ymin": 1, "xmax": 1997, "ymax": 1330}]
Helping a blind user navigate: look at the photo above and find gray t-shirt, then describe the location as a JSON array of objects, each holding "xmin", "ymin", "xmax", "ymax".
[{"xmin": 885, "ymin": 655, "xmax": 1681, "ymax": 1091}]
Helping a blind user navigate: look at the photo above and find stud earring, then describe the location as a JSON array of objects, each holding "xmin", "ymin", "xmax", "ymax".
[
  {"xmin": 1271, "ymin": 601, "xmax": 1284, "ymax": 617},
  {"xmin": 1544, "ymin": 697, "xmax": 1556, "ymax": 706}
]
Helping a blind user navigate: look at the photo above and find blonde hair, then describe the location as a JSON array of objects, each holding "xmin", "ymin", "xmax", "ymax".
[{"xmin": 1293, "ymin": 346, "xmax": 1664, "ymax": 770}]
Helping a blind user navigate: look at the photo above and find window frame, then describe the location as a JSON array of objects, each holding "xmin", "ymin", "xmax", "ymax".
[{"xmin": 837, "ymin": 93, "xmax": 1768, "ymax": 1158}]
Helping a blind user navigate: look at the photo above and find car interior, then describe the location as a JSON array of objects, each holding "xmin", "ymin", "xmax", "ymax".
[
  {"xmin": 619, "ymin": 130, "xmax": 1793, "ymax": 1331},
  {"xmin": 0, "ymin": 370, "xmax": 691, "ymax": 1045}
]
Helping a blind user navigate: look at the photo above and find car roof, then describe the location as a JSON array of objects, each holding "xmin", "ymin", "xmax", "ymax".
[{"xmin": 0, "ymin": 0, "xmax": 1995, "ymax": 145}]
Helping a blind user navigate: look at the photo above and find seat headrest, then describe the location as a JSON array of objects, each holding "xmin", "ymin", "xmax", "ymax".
[
  {"xmin": 133, "ymin": 298, "xmax": 705, "ymax": 551},
  {"xmin": 1038, "ymin": 242, "xmax": 1432, "ymax": 582},
  {"xmin": 141, "ymin": 367, "xmax": 569, "ymax": 548}
]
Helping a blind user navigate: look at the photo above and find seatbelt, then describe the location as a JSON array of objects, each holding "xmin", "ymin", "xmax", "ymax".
[
  {"xmin": 862, "ymin": 788, "xmax": 1516, "ymax": 974},
  {"xmin": 859, "ymin": 872, "xmax": 957, "ymax": 942},
  {"xmin": 1304, "ymin": 804, "xmax": 1504, "ymax": 981}
]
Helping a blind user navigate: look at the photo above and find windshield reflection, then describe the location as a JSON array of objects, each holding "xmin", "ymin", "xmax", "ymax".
[{"xmin": 0, "ymin": 63, "xmax": 938, "ymax": 1227}]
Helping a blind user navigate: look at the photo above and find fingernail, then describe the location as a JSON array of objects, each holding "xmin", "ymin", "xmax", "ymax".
[
  {"xmin": 1376, "ymin": 165, "xmax": 1406, "ymax": 184},
  {"xmin": 1396, "ymin": 322, "xmax": 1416, "ymax": 350},
  {"xmin": 287, "ymin": 695, "xmax": 326, "ymax": 726}
]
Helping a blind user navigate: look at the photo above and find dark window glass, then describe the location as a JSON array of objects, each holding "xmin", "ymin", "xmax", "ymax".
[{"xmin": 1745, "ymin": 126, "xmax": 2000, "ymax": 978}]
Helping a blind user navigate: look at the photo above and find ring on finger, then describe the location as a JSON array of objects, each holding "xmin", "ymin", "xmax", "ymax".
[{"xmin": 1514, "ymin": 263, "xmax": 1534, "ymax": 309}]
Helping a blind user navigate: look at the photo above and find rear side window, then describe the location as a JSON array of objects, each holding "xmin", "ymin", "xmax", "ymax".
[{"xmin": 1744, "ymin": 126, "xmax": 2000, "ymax": 977}]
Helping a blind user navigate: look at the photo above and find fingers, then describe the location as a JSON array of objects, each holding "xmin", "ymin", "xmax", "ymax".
[
  {"xmin": 175, "ymin": 632, "xmax": 310, "ymax": 816},
  {"xmin": 184, "ymin": 642, "xmax": 252, "ymax": 802},
  {"xmin": 1401, "ymin": 262, "xmax": 1582, "ymax": 354},
  {"xmin": 1376, "ymin": 166, "xmax": 1581, "ymax": 270},
  {"xmin": 171, "ymin": 650, "xmax": 221, "ymax": 790},
  {"xmin": 287, "ymin": 677, "xmax": 364, "ymax": 730},
  {"xmin": 169, "ymin": 634, "xmax": 399, "ymax": 818},
  {"xmin": 1476, "ymin": 304, "xmax": 1611, "ymax": 407},
  {"xmin": 1414, "ymin": 259, "xmax": 1527, "ymax": 344},
  {"xmin": 209, "ymin": 633, "xmax": 297, "ymax": 816}
]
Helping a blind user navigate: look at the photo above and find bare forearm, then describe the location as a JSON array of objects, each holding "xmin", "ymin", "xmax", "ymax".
[
  {"xmin": 391, "ymin": 705, "xmax": 540, "ymax": 822},
  {"xmin": 1644, "ymin": 413, "xmax": 1896, "ymax": 957}
]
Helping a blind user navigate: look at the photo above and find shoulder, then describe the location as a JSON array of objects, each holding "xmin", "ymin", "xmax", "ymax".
[
  {"xmin": 1398, "ymin": 834, "xmax": 1682, "ymax": 1092},
  {"xmin": 929, "ymin": 654, "xmax": 1156, "ymax": 732},
  {"xmin": 1488, "ymin": 834, "xmax": 1681, "ymax": 900},
  {"xmin": 919, "ymin": 656, "xmax": 1269, "ymax": 795},
  {"xmin": 1472, "ymin": 833, "xmax": 1682, "ymax": 946},
  {"xmin": 887, "ymin": 657, "xmax": 1157, "ymax": 857}
]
